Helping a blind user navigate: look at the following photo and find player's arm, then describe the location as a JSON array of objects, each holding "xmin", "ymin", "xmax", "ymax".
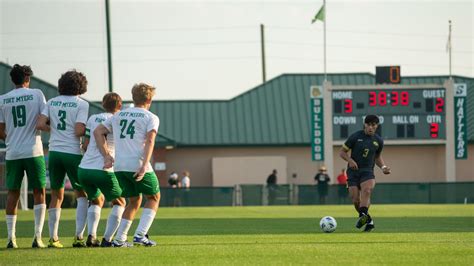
[
  {"xmin": 36, "ymin": 114, "xmax": 50, "ymax": 132},
  {"xmin": 82, "ymin": 136, "xmax": 90, "ymax": 152},
  {"xmin": 75, "ymin": 123, "xmax": 86, "ymax": 137},
  {"xmin": 94, "ymin": 124, "xmax": 113, "ymax": 169},
  {"xmin": 375, "ymin": 155, "xmax": 390, "ymax": 174},
  {"xmin": 75, "ymin": 101, "xmax": 89, "ymax": 137},
  {"xmin": 375, "ymin": 139, "xmax": 390, "ymax": 174},
  {"xmin": 134, "ymin": 130, "xmax": 157, "ymax": 181},
  {"xmin": 0, "ymin": 123, "xmax": 6, "ymax": 140},
  {"xmin": 339, "ymin": 145, "xmax": 358, "ymax": 170}
]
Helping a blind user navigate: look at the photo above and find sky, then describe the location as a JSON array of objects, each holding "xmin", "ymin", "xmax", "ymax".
[{"xmin": 1, "ymin": 0, "xmax": 472, "ymax": 101}]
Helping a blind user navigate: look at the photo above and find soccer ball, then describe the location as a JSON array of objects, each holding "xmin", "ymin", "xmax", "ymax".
[{"xmin": 319, "ymin": 216, "xmax": 337, "ymax": 233}]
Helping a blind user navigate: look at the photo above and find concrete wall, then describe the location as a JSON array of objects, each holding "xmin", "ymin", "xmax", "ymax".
[{"xmin": 154, "ymin": 144, "xmax": 473, "ymax": 187}]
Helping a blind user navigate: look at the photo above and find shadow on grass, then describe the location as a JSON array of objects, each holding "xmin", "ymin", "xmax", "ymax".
[{"xmin": 1, "ymin": 217, "xmax": 473, "ymax": 238}]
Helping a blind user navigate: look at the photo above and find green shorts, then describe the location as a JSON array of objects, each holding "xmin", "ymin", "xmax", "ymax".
[
  {"xmin": 78, "ymin": 168, "xmax": 122, "ymax": 201},
  {"xmin": 115, "ymin": 171, "xmax": 160, "ymax": 198},
  {"xmin": 48, "ymin": 151, "xmax": 83, "ymax": 190},
  {"xmin": 6, "ymin": 156, "xmax": 46, "ymax": 190}
]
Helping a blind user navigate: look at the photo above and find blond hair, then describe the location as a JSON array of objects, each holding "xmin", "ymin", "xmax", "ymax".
[{"xmin": 132, "ymin": 83, "xmax": 155, "ymax": 105}]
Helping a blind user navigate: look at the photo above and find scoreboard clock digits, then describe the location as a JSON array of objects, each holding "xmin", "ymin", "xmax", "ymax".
[{"xmin": 332, "ymin": 88, "xmax": 446, "ymax": 140}]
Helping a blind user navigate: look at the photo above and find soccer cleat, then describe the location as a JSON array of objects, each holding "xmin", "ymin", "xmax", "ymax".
[
  {"xmin": 364, "ymin": 220, "xmax": 375, "ymax": 232},
  {"xmin": 112, "ymin": 239, "xmax": 133, "ymax": 248},
  {"xmin": 133, "ymin": 234, "xmax": 156, "ymax": 247},
  {"xmin": 7, "ymin": 238, "xmax": 18, "ymax": 249},
  {"xmin": 100, "ymin": 238, "xmax": 113, "ymax": 247},
  {"xmin": 32, "ymin": 237, "xmax": 46, "ymax": 248},
  {"xmin": 355, "ymin": 213, "xmax": 369, "ymax": 229},
  {"xmin": 72, "ymin": 237, "xmax": 87, "ymax": 248},
  {"xmin": 86, "ymin": 235, "xmax": 101, "ymax": 247},
  {"xmin": 48, "ymin": 238, "xmax": 64, "ymax": 248}
]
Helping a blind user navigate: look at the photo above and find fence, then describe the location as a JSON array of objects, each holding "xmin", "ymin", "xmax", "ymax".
[{"xmin": 2, "ymin": 182, "xmax": 473, "ymax": 209}]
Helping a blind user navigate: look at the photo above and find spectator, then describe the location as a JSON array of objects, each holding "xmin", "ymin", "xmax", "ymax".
[
  {"xmin": 181, "ymin": 171, "xmax": 191, "ymax": 206},
  {"xmin": 181, "ymin": 171, "xmax": 191, "ymax": 188},
  {"xmin": 168, "ymin": 172, "xmax": 179, "ymax": 188},
  {"xmin": 337, "ymin": 168, "xmax": 348, "ymax": 203},
  {"xmin": 315, "ymin": 165, "xmax": 330, "ymax": 204},
  {"xmin": 266, "ymin": 169, "xmax": 278, "ymax": 205},
  {"xmin": 168, "ymin": 172, "xmax": 180, "ymax": 207}
]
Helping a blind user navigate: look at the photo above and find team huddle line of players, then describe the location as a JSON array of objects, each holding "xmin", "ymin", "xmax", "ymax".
[{"xmin": 1, "ymin": 64, "xmax": 161, "ymax": 248}]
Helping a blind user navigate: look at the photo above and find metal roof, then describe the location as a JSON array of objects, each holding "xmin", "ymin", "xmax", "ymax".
[{"xmin": 148, "ymin": 73, "xmax": 473, "ymax": 146}]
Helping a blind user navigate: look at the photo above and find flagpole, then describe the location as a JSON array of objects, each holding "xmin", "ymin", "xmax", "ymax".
[
  {"xmin": 323, "ymin": 0, "xmax": 327, "ymax": 81},
  {"xmin": 448, "ymin": 20, "xmax": 452, "ymax": 80}
]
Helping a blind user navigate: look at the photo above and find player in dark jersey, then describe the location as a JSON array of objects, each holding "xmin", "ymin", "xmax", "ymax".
[{"xmin": 339, "ymin": 115, "xmax": 391, "ymax": 232}]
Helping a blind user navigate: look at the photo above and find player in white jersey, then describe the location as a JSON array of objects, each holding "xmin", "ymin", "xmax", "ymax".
[
  {"xmin": 78, "ymin": 92, "xmax": 126, "ymax": 247},
  {"xmin": 95, "ymin": 83, "xmax": 160, "ymax": 247},
  {"xmin": 0, "ymin": 64, "xmax": 47, "ymax": 248},
  {"xmin": 37, "ymin": 70, "xmax": 89, "ymax": 248}
]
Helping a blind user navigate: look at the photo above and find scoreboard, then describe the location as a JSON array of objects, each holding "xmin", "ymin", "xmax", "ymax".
[{"xmin": 332, "ymin": 87, "xmax": 446, "ymax": 140}]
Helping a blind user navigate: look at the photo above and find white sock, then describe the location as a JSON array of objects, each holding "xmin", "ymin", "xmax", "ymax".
[
  {"xmin": 134, "ymin": 208, "xmax": 156, "ymax": 237},
  {"xmin": 104, "ymin": 205, "xmax": 125, "ymax": 242},
  {"xmin": 48, "ymin": 208, "xmax": 61, "ymax": 240},
  {"xmin": 75, "ymin": 197, "xmax": 88, "ymax": 239},
  {"xmin": 6, "ymin": 215, "xmax": 17, "ymax": 240},
  {"xmin": 87, "ymin": 205, "xmax": 101, "ymax": 237},
  {"xmin": 34, "ymin": 204, "xmax": 46, "ymax": 239},
  {"xmin": 114, "ymin": 219, "xmax": 132, "ymax": 242}
]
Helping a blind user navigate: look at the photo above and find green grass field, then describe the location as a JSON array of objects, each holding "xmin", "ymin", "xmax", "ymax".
[{"xmin": 0, "ymin": 204, "xmax": 473, "ymax": 265}]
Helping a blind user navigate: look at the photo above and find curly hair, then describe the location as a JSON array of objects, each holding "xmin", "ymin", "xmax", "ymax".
[
  {"xmin": 102, "ymin": 92, "xmax": 122, "ymax": 112},
  {"xmin": 58, "ymin": 70, "xmax": 88, "ymax": 96},
  {"xmin": 131, "ymin": 83, "xmax": 155, "ymax": 105},
  {"xmin": 10, "ymin": 64, "xmax": 33, "ymax": 85}
]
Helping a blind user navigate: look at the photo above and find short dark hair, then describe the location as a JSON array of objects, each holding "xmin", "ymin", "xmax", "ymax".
[
  {"xmin": 102, "ymin": 92, "xmax": 122, "ymax": 112},
  {"xmin": 364, "ymin": 115, "xmax": 380, "ymax": 124},
  {"xmin": 58, "ymin": 70, "xmax": 88, "ymax": 96},
  {"xmin": 10, "ymin": 64, "xmax": 33, "ymax": 85}
]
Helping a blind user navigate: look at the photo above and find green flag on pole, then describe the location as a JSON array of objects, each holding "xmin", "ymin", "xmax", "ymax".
[{"xmin": 312, "ymin": 5, "xmax": 325, "ymax": 23}]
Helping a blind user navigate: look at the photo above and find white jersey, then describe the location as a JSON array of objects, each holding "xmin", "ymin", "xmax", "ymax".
[
  {"xmin": 0, "ymin": 88, "xmax": 46, "ymax": 160},
  {"xmin": 181, "ymin": 176, "xmax": 190, "ymax": 188},
  {"xmin": 41, "ymin": 95, "xmax": 89, "ymax": 155},
  {"xmin": 103, "ymin": 107, "xmax": 159, "ymax": 173},
  {"xmin": 79, "ymin": 112, "xmax": 114, "ymax": 171}
]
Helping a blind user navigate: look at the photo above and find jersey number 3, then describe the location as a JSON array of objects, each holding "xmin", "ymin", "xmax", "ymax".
[
  {"xmin": 57, "ymin": 110, "xmax": 67, "ymax": 131},
  {"xmin": 362, "ymin": 148, "xmax": 369, "ymax": 158}
]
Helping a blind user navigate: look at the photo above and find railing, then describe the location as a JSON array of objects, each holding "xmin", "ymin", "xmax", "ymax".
[{"xmin": 1, "ymin": 182, "xmax": 473, "ymax": 209}]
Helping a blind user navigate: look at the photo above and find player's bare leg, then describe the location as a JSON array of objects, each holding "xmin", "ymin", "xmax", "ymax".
[
  {"xmin": 357, "ymin": 179, "xmax": 376, "ymax": 230},
  {"xmin": 348, "ymin": 186, "xmax": 361, "ymax": 213}
]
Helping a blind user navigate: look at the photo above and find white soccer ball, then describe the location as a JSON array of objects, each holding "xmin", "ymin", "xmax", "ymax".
[{"xmin": 319, "ymin": 216, "xmax": 337, "ymax": 233}]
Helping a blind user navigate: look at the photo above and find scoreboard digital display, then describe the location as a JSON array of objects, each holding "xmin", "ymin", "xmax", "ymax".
[{"xmin": 332, "ymin": 88, "xmax": 446, "ymax": 140}]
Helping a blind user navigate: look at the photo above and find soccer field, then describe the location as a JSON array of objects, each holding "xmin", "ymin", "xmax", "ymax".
[{"xmin": 0, "ymin": 204, "xmax": 473, "ymax": 265}]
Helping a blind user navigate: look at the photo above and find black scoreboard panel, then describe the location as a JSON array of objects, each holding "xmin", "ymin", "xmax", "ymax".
[
  {"xmin": 376, "ymin": 66, "xmax": 401, "ymax": 84},
  {"xmin": 332, "ymin": 88, "xmax": 446, "ymax": 140}
]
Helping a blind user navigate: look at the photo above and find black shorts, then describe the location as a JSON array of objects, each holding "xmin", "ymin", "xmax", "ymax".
[{"xmin": 347, "ymin": 169, "xmax": 375, "ymax": 188}]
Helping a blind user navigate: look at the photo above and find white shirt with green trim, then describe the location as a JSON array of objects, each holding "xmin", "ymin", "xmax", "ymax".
[
  {"xmin": 79, "ymin": 112, "xmax": 114, "ymax": 171},
  {"xmin": 0, "ymin": 88, "xmax": 46, "ymax": 160},
  {"xmin": 102, "ymin": 107, "xmax": 159, "ymax": 173},
  {"xmin": 41, "ymin": 95, "xmax": 89, "ymax": 155}
]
